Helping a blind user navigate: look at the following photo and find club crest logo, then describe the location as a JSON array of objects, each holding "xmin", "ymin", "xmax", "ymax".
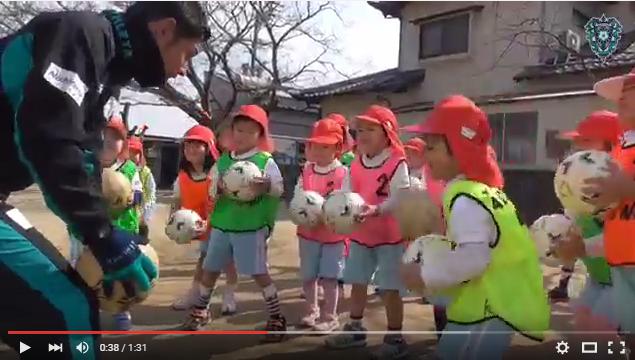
[{"xmin": 585, "ymin": 14, "xmax": 623, "ymax": 63}]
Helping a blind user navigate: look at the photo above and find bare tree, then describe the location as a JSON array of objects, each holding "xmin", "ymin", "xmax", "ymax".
[{"xmin": 0, "ymin": 1, "xmax": 343, "ymax": 128}]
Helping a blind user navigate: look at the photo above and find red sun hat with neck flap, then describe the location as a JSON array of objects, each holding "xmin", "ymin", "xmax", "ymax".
[
  {"xmin": 184, "ymin": 125, "xmax": 220, "ymax": 160},
  {"xmin": 355, "ymin": 105, "xmax": 404, "ymax": 156},
  {"xmin": 404, "ymin": 95, "xmax": 504, "ymax": 188},
  {"xmin": 233, "ymin": 104, "xmax": 274, "ymax": 153},
  {"xmin": 404, "ymin": 137, "xmax": 426, "ymax": 154},
  {"xmin": 327, "ymin": 113, "xmax": 354, "ymax": 152},
  {"xmin": 308, "ymin": 118, "xmax": 344, "ymax": 145},
  {"xmin": 559, "ymin": 110, "xmax": 622, "ymax": 145}
]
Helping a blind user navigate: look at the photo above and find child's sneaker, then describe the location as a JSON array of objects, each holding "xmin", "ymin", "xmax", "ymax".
[
  {"xmin": 172, "ymin": 287, "xmax": 198, "ymax": 311},
  {"xmin": 182, "ymin": 308, "xmax": 210, "ymax": 330},
  {"xmin": 325, "ymin": 322, "xmax": 367, "ymax": 349},
  {"xmin": 371, "ymin": 335, "xmax": 408, "ymax": 360},
  {"xmin": 262, "ymin": 316, "xmax": 287, "ymax": 343},
  {"xmin": 221, "ymin": 290, "xmax": 237, "ymax": 316},
  {"xmin": 313, "ymin": 318, "xmax": 339, "ymax": 334},
  {"xmin": 300, "ymin": 311, "xmax": 319, "ymax": 328},
  {"xmin": 113, "ymin": 312, "xmax": 132, "ymax": 331}
]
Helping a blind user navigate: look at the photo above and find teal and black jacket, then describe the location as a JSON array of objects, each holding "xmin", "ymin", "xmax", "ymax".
[{"xmin": 0, "ymin": 9, "xmax": 165, "ymax": 245}]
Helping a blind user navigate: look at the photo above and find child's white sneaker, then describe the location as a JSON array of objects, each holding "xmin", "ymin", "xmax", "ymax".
[
  {"xmin": 313, "ymin": 318, "xmax": 339, "ymax": 334},
  {"xmin": 221, "ymin": 289, "xmax": 237, "ymax": 316},
  {"xmin": 300, "ymin": 311, "xmax": 319, "ymax": 328},
  {"xmin": 113, "ymin": 312, "xmax": 132, "ymax": 331}
]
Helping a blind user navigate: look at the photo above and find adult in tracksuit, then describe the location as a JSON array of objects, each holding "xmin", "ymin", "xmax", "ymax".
[{"xmin": 0, "ymin": 2, "xmax": 209, "ymax": 359}]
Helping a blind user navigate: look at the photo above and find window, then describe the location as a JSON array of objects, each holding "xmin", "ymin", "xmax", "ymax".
[
  {"xmin": 488, "ymin": 112, "xmax": 538, "ymax": 165},
  {"xmin": 545, "ymin": 130, "xmax": 571, "ymax": 160},
  {"xmin": 419, "ymin": 13, "xmax": 470, "ymax": 59}
]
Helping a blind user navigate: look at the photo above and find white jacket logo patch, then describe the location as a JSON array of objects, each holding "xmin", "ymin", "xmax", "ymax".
[{"xmin": 43, "ymin": 62, "xmax": 88, "ymax": 106}]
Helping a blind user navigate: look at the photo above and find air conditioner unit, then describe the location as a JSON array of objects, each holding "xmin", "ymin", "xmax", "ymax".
[{"xmin": 562, "ymin": 29, "xmax": 581, "ymax": 52}]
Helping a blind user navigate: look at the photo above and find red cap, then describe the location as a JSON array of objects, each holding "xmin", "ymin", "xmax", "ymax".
[
  {"xmin": 234, "ymin": 104, "xmax": 274, "ymax": 152},
  {"xmin": 105, "ymin": 116, "xmax": 128, "ymax": 140},
  {"xmin": 559, "ymin": 110, "xmax": 622, "ymax": 144},
  {"xmin": 128, "ymin": 136, "xmax": 143, "ymax": 152},
  {"xmin": 308, "ymin": 118, "xmax": 344, "ymax": 145},
  {"xmin": 405, "ymin": 95, "xmax": 503, "ymax": 188},
  {"xmin": 184, "ymin": 125, "xmax": 220, "ymax": 160},
  {"xmin": 355, "ymin": 105, "xmax": 404, "ymax": 156},
  {"xmin": 404, "ymin": 137, "xmax": 426, "ymax": 154},
  {"xmin": 328, "ymin": 113, "xmax": 354, "ymax": 152}
]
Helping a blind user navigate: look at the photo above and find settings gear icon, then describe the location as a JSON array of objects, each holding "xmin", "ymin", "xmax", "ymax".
[{"xmin": 556, "ymin": 340, "xmax": 570, "ymax": 355}]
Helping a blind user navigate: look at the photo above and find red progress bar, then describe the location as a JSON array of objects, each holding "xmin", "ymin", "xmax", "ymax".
[{"xmin": 8, "ymin": 331, "xmax": 268, "ymax": 335}]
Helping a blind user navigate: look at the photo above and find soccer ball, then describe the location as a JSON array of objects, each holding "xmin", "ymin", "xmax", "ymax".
[
  {"xmin": 165, "ymin": 209, "xmax": 205, "ymax": 244},
  {"xmin": 394, "ymin": 188, "xmax": 442, "ymax": 241},
  {"xmin": 102, "ymin": 168, "xmax": 132, "ymax": 214},
  {"xmin": 322, "ymin": 191, "xmax": 366, "ymax": 235},
  {"xmin": 529, "ymin": 213, "xmax": 574, "ymax": 267},
  {"xmin": 222, "ymin": 161, "xmax": 263, "ymax": 201},
  {"xmin": 409, "ymin": 176, "xmax": 426, "ymax": 191},
  {"xmin": 402, "ymin": 234, "xmax": 454, "ymax": 293},
  {"xmin": 289, "ymin": 190, "xmax": 325, "ymax": 228},
  {"xmin": 554, "ymin": 150, "xmax": 617, "ymax": 216},
  {"xmin": 76, "ymin": 245, "xmax": 159, "ymax": 313}
]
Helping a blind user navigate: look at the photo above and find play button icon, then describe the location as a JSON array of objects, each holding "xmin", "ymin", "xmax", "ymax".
[{"xmin": 19, "ymin": 342, "xmax": 30, "ymax": 354}]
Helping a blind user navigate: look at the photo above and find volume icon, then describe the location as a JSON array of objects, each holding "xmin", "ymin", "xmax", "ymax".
[
  {"xmin": 76, "ymin": 342, "xmax": 89, "ymax": 354},
  {"xmin": 49, "ymin": 343, "xmax": 63, "ymax": 352}
]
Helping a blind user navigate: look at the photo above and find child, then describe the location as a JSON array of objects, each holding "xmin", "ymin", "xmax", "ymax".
[
  {"xmin": 100, "ymin": 117, "xmax": 145, "ymax": 331},
  {"xmin": 325, "ymin": 105, "xmax": 410, "ymax": 359},
  {"xmin": 127, "ymin": 126, "xmax": 157, "ymax": 241},
  {"xmin": 400, "ymin": 95, "xmax": 549, "ymax": 359},
  {"xmin": 170, "ymin": 125, "xmax": 239, "ymax": 316},
  {"xmin": 295, "ymin": 118, "xmax": 348, "ymax": 332},
  {"xmin": 328, "ymin": 113, "xmax": 356, "ymax": 168},
  {"xmin": 403, "ymin": 137, "xmax": 448, "ymax": 336},
  {"xmin": 552, "ymin": 110, "xmax": 622, "ymax": 343},
  {"xmin": 185, "ymin": 105, "xmax": 286, "ymax": 342},
  {"xmin": 587, "ymin": 69, "xmax": 635, "ymax": 352}
]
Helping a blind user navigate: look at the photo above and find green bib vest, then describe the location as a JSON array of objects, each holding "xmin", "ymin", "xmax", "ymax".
[
  {"xmin": 111, "ymin": 160, "xmax": 140, "ymax": 234},
  {"xmin": 138, "ymin": 165, "xmax": 153, "ymax": 207},
  {"xmin": 340, "ymin": 151, "xmax": 355, "ymax": 168},
  {"xmin": 442, "ymin": 180, "xmax": 550, "ymax": 341},
  {"xmin": 576, "ymin": 215, "xmax": 611, "ymax": 285},
  {"xmin": 211, "ymin": 152, "xmax": 280, "ymax": 232}
]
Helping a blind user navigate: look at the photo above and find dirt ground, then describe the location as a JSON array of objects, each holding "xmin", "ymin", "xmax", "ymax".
[{"xmin": 0, "ymin": 188, "xmax": 612, "ymax": 360}]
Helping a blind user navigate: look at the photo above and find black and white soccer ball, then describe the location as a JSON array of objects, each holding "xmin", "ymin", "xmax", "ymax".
[
  {"xmin": 529, "ymin": 213, "xmax": 574, "ymax": 267},
  {"xmin": 222, "ymin": 161, "xmax": 263, "ymax": 201},
  {"xmin": 165, "ymin": 209, "xmax": 205, "ymax": 244},
  {"xmin": 322, "ymin": 191, "xmax": 366, "ymax": 235},
  {"xmin": 289, "ymin": 190, "xmax": 325, "ymax": 228},
  {"xmin": 554, "ymin": 150, "xmax": 617, "ymax": 217}
]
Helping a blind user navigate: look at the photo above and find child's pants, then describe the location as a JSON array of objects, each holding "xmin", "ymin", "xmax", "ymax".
[
  {"xmin": 203, "ymin": 227, "xmax": 270, "ymax": 276},
  {"xmin": 572, "ymin": 278, "xmax": 618, "ymax": 329},
  {"xmin": 343, "ymin": 241, "xmax": 406, "ymax": 295},
  {"xmin": 611, "ymin": 267, "xmax": 635, "ymax": 332},
  {"xmin": 436, "ymin": 318, "xmax": 513, "ymax": 360},
  {"xmin": 298, "ymin": 237, "xmax": 345, "ymax": 280}
]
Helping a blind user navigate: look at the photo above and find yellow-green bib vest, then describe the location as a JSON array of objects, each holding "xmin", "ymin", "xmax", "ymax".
[
  {"xmin": 211, "ymin": 152, "xmax": 280, "ymax": 232},
  {"xmin": 111, "ymin": 160, "xmax": 140, "ymax": 234},
  {"xmin": 441, "ymin": 180, "xmax": 550, "ymax": 341}
]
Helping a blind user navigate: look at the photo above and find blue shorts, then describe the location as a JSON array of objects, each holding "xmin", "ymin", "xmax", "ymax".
[
  {"xmin": 437, "ymin": 319, "xmax": 513, "ymax": 360},
  {"xmin": 198, "ymin": 240, "xmax": 208, "ymax": 254},
  {"xmin": 298, "ymin": 237, "xmax": 344, "ymax": 280},
  {"xmin": 573, "ymin": 278, "xmax": 617, "ymax": 327},
  {"xmin": 611, "ymin": 267, "xmax": 635, "ymax": 332},
  {"xmin": 342, "ymin": 242, "xmax": 406, "ymax": 294},
  {"xmin": 203, "ymin": 228, "xmax": 270, "ymax": 276}
]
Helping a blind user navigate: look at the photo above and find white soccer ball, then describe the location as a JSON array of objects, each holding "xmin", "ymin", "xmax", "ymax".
[
  {"xmin": 76, "ymin": 245, "xmax": 159, "ymax": 313},
  {"xmin": 322, "ymin": 191, "xmax": 366, "ymax": 235},
  {"xmin": 289, "ymin": 190, "xmax": 325, "ymax": 228},
  {"xmin": 402, "ymin": 234, "xmax": 454, "ymax": 293},
  {"xmin": 102, "ymin": 168, "xmax": 132, "ymax": 214},
  {"xmin": 222, "ymin": 161, "xmax": 263, "ymax": 201},
  {"xmin": 554, "ymin": 150, "xmax": 617, "ymax": 217},
  {"xmin": 165, "ymin": 209, "xmax": 205, "ymax": 244},
  {"xmin": 529, "ymin": 213, "xmax": 574, "ymax": 267}
]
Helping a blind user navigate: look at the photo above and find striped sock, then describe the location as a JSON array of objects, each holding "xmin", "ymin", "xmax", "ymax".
[
  {"xmin": 262, "ymin": 284, "xmax": 281, "ymax": 318},
  {"xmin": 194, "ymin": 285, "xmax": 214, "ymax": 310}
]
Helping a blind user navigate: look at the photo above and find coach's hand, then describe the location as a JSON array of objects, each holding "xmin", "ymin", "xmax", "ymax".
[{"xmin": 89, "ymin": 228, "xmax": 158, "ymax": 298}]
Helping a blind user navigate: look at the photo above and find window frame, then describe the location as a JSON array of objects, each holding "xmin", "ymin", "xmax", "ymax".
[
  {"xmin": 418, "ymin": 11, "xmax": 472, "ymax": 60},
  {"xmin": 488, "ymin": 111, "xmax": 539, "ymax": 166}
]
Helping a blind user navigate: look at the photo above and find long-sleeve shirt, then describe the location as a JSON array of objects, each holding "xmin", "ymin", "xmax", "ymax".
[
  {"xmin": 209, "ymin": 148, "xmax": 284, "ymax": 199},
  {"xmin": 141, "ymin": 168, "xmax": 157, "ymax": 223},
  {"xmin": 341, "ymin": 148, "xmax": 410, "ymax": 214},
  {"xmin": 420, "ymin": 176, "xmax": 496, "ymax": 290}
]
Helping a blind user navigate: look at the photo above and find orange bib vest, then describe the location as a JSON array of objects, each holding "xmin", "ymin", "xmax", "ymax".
[
  {"xmin": 604, "ymin": 143, "xmax": 635, "ymax": 266},
  {"xmin": 178, "ymin": 170, "xmax": 213, "ymax": 241}
]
